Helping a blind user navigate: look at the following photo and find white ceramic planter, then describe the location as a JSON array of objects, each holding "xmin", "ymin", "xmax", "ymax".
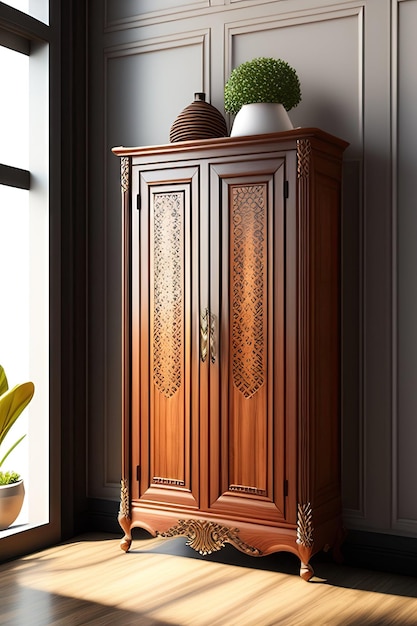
[
  {"xmin": 0, "ymin": 480, "xmax": 25, "ymax": 530},
  {"xmin": 230, "ymin": 102, "xmax": 293, "ymax": 137}
]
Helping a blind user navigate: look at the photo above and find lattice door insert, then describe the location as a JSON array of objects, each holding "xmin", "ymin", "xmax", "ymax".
[
  {"xmin": 152, "ymin": 192, "xmax": 184, "ymax": 398},
  {"xmin": 231, "ymin": 184, "xmax": 267, "ymax": 399}
]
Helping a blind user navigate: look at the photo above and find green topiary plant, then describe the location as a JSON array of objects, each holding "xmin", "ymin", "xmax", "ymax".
[
  {"xmin": 224, "ymin": 57, "xmax": 302, "ymax": 115},
  {"xmin": 0, "ymin": 364, "xmax": 34, "ymax": 485}
]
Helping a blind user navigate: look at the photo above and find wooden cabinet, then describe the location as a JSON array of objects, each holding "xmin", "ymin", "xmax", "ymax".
[{"xmin": 113, "ymin": 129, "xmax": 348, "ymax": 580}]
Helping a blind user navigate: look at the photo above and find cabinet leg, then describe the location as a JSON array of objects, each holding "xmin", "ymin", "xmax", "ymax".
[
  {"xmin": 120, "ymin": 534, "xmax": 132, "ymax": 552},
  {"xmin": 300, "ymin": 561, "xmax": 314, "ymax": 581},
  {"xmin": 118, "ymin": 478, "xmax": 132, "ymax": 552},
  {"xmin": 297, "ymin": 542, "xmax": 313, "ymax": 581},
  {"xmin": 118, "ymin": 514, "xmax": 132, "ymax": 552}
]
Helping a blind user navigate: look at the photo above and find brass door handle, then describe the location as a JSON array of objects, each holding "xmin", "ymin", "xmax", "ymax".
[
  {"xmin": 209, "ymin": 312, "xmax": 216, "ymax": 363},
  {"xmin": 200, "ymin": 308, "xmax": 208, "ymax": 362},
  {"xmin": 200, "ymin": 309, "xmax": 216, "ymax": 363}
]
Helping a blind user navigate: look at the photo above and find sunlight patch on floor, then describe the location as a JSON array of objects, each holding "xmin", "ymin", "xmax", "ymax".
[{"xmin": 3, "ymin": 534, "xmax": 417, "ymax": 626}]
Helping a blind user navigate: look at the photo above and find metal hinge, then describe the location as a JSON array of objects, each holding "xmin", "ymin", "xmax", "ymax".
[
  {"xmin": 284, "ymin": 479, "xmax": 288, "ymax": 497},
  {"xmin": 137, "ymin": 194, "xmax": 141, "ymax": 210},
  {"xmin": 136, "ymin": 465, "xmax": 140, "ymax": 481},
  {"xmin": 284, "ymin": 180, "xmax": 289, "ymax": 199}
]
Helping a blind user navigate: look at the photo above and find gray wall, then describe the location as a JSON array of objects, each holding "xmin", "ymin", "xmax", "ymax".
[{"xmin": 87, "ymin": 0, "xmax": 417, "ymax": 540}]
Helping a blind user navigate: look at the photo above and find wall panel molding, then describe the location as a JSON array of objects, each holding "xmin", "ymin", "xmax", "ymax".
[
  {"xmin": 360, "ymin": 0, "xmax": 392, "ymax": 533},
  {"xmin": 104, "ymin": 29, "xmax": 210, "ymax": 58},
  {"xmin": 103, "ymin": 28, "xmax": 210, "ymax": 143},
  {"xmin": 104, "ymin": 0, "xmax": 210, "ymax": 32},
  {"xmin": 341, "ymin": 156, "xmax": 365, "ymax": 523},
  {"xmin": 392, "ymin": 0, "xmax": 417, "ymax": 533},
  {"xmin": 391, "ymin": 0, "xmax": 399, "ymax": 533},
  {"xmin": 104, "ymin": 0, "xmax": 209, "ymax": 31},
  {"xmin": 224, "ymin": 6, "xmax": 364, "ymax": 153},
  {"xmin": 103, "ymin": 0, "xmax": 361, "ymax": 32},
  {"xmin": 224, "ymin": 5, "xmax": 364, "ymax": 97}
]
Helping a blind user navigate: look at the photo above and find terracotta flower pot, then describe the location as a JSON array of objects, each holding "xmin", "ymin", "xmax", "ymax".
[{"xmin": 0, "ymin": 480, "xmax": 25, "ymax": 530}]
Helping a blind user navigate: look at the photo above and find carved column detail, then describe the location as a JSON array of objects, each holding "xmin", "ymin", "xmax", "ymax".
[
  {"xmin": 160, "ymin": 519, "xmax": 262, "ymax": 556},
  {"xmin": 296, "ymin": 502, "xmax": 314, "ymax": 547},
  {"xmin": 297, "ymin": 139, "xmax": 311, "ymax": 179},
  {"xmin": 121, "ymin": 156, "xmax": 130, "ymax": 193},
  {"xmin": 119, "ymin": 478, "xmax": 130, "ymax": 520},
  {"xmin": 297, "ymin": 138, "xmax": 311, "ymax": 506}
]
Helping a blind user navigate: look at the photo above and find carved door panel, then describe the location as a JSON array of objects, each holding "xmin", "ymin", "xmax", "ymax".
[
  {"xmin": 208, "ymin": 157, "xmax": 291, "ymax": 523},
  {"xmin": 131, "ymin": 165, "xmax": 202, "ymax": 509}
]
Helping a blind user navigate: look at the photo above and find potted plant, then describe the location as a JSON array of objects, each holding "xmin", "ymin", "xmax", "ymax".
[
  {"xmin": 0, "ymin": 364, "xmax": 34, "ymax": 530},
  {"xmin": 224, "ymin": 57, "xmax": 302, "ymax": 137}
]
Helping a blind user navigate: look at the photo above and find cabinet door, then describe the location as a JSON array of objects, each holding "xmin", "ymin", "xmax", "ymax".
[
  {"xmin": 131, "ymin": 165, "xmax": 202, "ymax": 509},
  {"xmin": 208, "ymin": 156, "xmax": 290, "ymax": 524}
]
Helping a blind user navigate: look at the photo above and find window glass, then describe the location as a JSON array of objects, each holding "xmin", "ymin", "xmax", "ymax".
[
  {"xmin": 0, "ymin": 183, "xmax": 50, "ymax": 533},
  {"xmin": 0, "ymin": 45, "xmax": 29, "ymax": 169},
  {"xmin": 0, "ymin": 186, "xmax": 30, "ymax": 524},
  {"xmin": 1, "ymin": 0, "xmax": 48, "ymax": 24},
  {"xmin": 0, "ymin": 36, "xmax": 50, "ymax": 537},
  {"xmin": 0, "ymin": 185, "xmax": 29, "ymax": 379}
]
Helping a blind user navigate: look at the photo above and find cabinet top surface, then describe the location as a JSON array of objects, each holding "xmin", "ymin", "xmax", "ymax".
[{"xmin": 112, "ymin": 127, "xmax": 349, "ymax": 159}]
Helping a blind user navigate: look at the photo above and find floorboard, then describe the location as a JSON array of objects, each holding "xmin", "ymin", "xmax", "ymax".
[{"xmin": 0, "ymin": 532, "xmax": 416, "ymax": 625}]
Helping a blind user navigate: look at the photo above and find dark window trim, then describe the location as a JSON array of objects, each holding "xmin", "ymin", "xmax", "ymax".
[
  {"xmin": 0, "ymin": 3, "xmax": 49, "ymax": 42},
  {"xmin": 0, "ymin": 26, "xmax": 29, "ymax": 53},
  {"xmin": 0, "ymin": 163, "xmax": 30, "ymax": 189}
]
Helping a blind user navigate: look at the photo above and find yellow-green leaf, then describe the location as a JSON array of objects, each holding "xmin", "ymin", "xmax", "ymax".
[
  {"xmin": 0, "ymin": 381, "xmax": 35, "ymax": 447},
  {"xmin": 0, "ymin": 365, "xmax": 8, "ymax": 396}
]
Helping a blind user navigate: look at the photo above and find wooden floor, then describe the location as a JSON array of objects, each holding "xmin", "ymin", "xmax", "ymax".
[{"xmin": 0, "ymin": 532, "xmax": 416, "ymax": 625}]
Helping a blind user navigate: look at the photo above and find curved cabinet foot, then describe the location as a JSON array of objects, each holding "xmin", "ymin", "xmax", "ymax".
[
  {"xmin": 118, "ymin": 513, "xmax": 132, "ymax": 553},
  {"xmin": 297, "ymin": 541, "xmax": 314, "ymax": 581},
  {"xmin": 120, "ymin": 534, "xmax": 132, "ymax": 553},
  {"xmin": 300, "ymin": 561, "xmax": 314, "ymax": 581}
]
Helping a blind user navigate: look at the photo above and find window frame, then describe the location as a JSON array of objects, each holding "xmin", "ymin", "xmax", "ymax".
[{"xmin": 0, "ymin": 0, "xmax": 62, "ymax": 560}]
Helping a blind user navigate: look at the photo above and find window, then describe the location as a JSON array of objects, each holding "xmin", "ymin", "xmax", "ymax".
[{"xmin": 0, "ymin": 1, "xmax": 60, "ymax": 557}]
